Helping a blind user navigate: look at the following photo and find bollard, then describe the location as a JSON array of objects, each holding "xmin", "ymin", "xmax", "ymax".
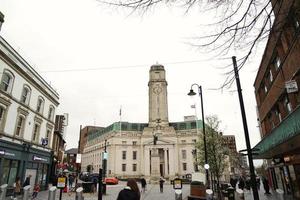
[
  {"xmin": 276, "ymin": 189, "xmax": 284, "ymax": 200},
  {"xmin": 23, "ymin": 185, "xmax": 31, "ymax": 200},
  {"xmin": 206, "ymin": 189, "xmax": 213, "ymax": 200},
  {"xmin": 48, "ymin": 186, "xmax": 57, "ymax": 200},
  {"xmin": 174, "ymin": 189, "xmax": 182, "ymax": 200},
  {"xmin": 227, "ymin": 187, "xmax": 235, "ymax": 200},
  {"xmin": 0, "ymin": 184, "xmax": 8, "ymax": 200},
  {"xmin": 236, "ymin": 189, "xmax": 244, "ymax": 200},
  {"xmin": 76, "ymin": 187, "xmax": 84, "ymax": 200}
]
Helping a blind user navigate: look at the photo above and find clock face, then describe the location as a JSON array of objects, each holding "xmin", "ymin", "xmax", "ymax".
[{"xmin": 153, "ymin": 85, "xmax": 162, "ymax": 94}]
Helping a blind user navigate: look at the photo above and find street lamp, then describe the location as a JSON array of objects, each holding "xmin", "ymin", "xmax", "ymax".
[
  {"xmin": 188, "ymin": 84, "xmax": 209, "ymax": 187},
  {"xmin": 0, "ymin": 12, "xmax": 4, "ymax": 32}
]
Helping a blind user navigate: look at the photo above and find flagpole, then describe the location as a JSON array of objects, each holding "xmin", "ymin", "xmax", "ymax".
[{"xmin": 119, "ymin": 106, "xmax": 122, "ymax": 134}]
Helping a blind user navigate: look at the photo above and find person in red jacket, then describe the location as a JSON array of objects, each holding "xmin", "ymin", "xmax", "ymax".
[{"xmin": 32, "ymin": 184, "xmax": 40, "ymax": 199}]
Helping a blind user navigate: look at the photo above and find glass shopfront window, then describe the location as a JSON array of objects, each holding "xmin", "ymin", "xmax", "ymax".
[{"xmin": 0, "ymin": 159, "xmax": 19, "ymax": 186}]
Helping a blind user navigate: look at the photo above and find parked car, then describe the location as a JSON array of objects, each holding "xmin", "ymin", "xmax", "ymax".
[{"xmin": 105, "ymin": 177, "xmax": 119, "ymax": 185}]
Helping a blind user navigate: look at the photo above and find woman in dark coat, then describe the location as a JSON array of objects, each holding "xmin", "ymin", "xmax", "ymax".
[{"xmin": 117, "ymin": 179, "xmax": 140, "ymax": 200}]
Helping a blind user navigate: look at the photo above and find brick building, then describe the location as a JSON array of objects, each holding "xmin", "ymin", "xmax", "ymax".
[{"xmin": 253, "ymin": 0, "xmax": 300, "ymax": 198}]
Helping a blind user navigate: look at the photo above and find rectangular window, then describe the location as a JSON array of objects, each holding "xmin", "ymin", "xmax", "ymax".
[
  {"xmin": 0, "ymin": 107, "xmax": 4, "ymax": 126},
  {"xmin": 274, "ymin": 56, "xmax": 281, "ymax": 70},
  {"xmin": 183, "ymin": 163, "xmax": 187, "ymax": 171},
  {"xmin": 122, "ymin": 141, "xmax": 127, "ymax": 145},
  {"xmin": 122, "ymin": 164, "xmax": 126, "ymax": 172},
  {"xmin": 15, "ymin": 116, "xmax": 24, "ymax": 137},
  {"xmin": 269, "ymin": 70, "xmax": 273, "ymax": 82},
  {"xmin": 133, "ymin": 164, "xmax": 137, "ymax": 172},
  {"xmin": 1, "ymin": 73, "xmax": 11, "ymax": 92},
  {"xmin": 122, "ymin": 151, "xmax": 126, "ymax": 160},
  {"xmin": 133, "ymin": 151, "xmax": 137, "ymax": 160},
  {"xmin": 182, "ymin": 150, "xmax": 187, "ymax": 159},
  {"xmin": 132, "ymin": 141, "xmax": 137, "ymax": 146},
  {"xmin": 46, "ymin": 129, "xmax": 51, "ymax": 147},
  {"xmin": 192, "ymin": 139, "xmax": 197, "ymax": 143},
  {"xmin": 181, "ymin": 140, "xmax": 186, "ymax": 143},
  {"xmin": 32, "ymin": 124, "xmax": 40, "ymax": 142},
  {"xmin": 21, "ymin": 88, "xmax": 29, "ymax": 104}
]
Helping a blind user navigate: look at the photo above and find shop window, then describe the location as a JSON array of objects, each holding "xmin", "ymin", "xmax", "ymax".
[
  {"xmin": 0, "ymin": 159, "xmax": 19, "ymax": 187},
  {"xmin": 20, "ymin": 85, "xmax": 31, "ymax": 105},
  {"xmin": 0, "ymin": 70, "xmax": 14, "ymax": 93},
  {"xmin": 15, "ymin": 115, "xmax": 25, "ymax": 137},
  {"xmin": 36, "ymin": 97, "xmax": 44, "ymax": 114}
]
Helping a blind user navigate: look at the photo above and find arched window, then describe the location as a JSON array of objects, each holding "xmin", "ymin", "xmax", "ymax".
[
  {"xmin": 48, "ymin": 105, "xmax": 55, "ymax": 121},
  {"xmin": 0, "ymin": 70, "xmax": 14, "ymax": 93},
  {"xmin": 36, "ymin": 96, "xmax": 45, "ymax": 114},
  {"xmin": 20, "ymin": 85, "xmax": 31, "ymax": 105}
]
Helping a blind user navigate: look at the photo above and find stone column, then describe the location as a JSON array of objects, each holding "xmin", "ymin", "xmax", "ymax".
[
  {"xmin": 169, "ymin": 147, "xmax": 175, "ymax": 178},
  {"xmin": 164, "ymin": 148, "xmax": 168, "ymax": 177},
  {"xmin": 150, "ymin": 147, "xmax": 160, "ymax": 181},
  {"xmin": 144, "ymin": 148, "xmax": 150, "ymax": 177}
]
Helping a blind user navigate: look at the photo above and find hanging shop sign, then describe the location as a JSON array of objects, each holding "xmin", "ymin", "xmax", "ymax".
[{"xmin": 285, "ymin": 80, "xmax": 298, "ymax": 93}]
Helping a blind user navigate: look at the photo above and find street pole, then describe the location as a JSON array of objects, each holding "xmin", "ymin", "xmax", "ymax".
[
  {"xmin": 102, "ymin": 140, "xmax": 107, "ymax": 195},
  {"xmin": 232, "ymin": 56, "xmax": 259, "ymax": 200},
  {"xmin": 199, "ymin": 86, "xmax": 210, "ymax": 187},
  {"xmin": 98, "ymin": 168, "xmax": 103, "ymax": 200}
]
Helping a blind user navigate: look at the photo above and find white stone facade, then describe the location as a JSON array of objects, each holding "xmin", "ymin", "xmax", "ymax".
[
  {"xmin": 82, "ymin": 64, "xmax": 202, "ymax": 180},
  {"xmin": 0, "ymin": 36, "xmax": 59, "ymax": 150}
]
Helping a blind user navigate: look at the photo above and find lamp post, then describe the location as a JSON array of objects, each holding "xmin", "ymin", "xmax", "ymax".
[
  {"xmin": 102, "ymin": 140, "xmax": 107, "ymax": 195},
  {"xmin": 0, "ymin": 12, "xmax": 4, "ymax": 32},
  {"xmin": 188, "ymin": 84, "xmax": 209, "ymax": 186},
  {"xmin": 232, "ymin": 56, "xmax": 259, "ymax": 200}
]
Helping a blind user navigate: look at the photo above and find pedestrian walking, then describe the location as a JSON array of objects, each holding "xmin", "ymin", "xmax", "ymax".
[
  {"xmin": 23, "ymin": 175, "xmax": 31, "ymax": 187},
  {"xmin": 13, "ymin": 177, "xmax": 21, "ymax": 198},
  {"xmin": 68, "ymin": 174, "xmax": 74, "ymax": 189},
  {"xmin": 238, "ymin": 176, "xmax": 245, "ymax": 190},
  {"xmin": 230, "ymin": 177, "xmax": 237, "ymax": 189},
  {"xmin": 262, "ymin": 176, "xmax": 271, "ymax": 194},
  {"xmin": 256, "ymin": 176, "xmax": 261, "ymax": 190},
  {"xmin": 117, "ymin": 179, "xmax": 140, "ymax": 200},
  {"xmin": 32, "ymin": 183, "xmax": 40, "ymax": 199},
  {"xmin": 141, "ymin": 177, "xmax": 147, "ymax": 193},
  {"xmin": 159, "ymin": 177, "xmax": 165, "ymax": 193}
]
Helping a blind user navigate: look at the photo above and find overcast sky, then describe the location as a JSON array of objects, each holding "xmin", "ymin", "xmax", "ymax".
[{"xmin": 0, "ymin": 0, "xmax": 266, "ymax": 159}]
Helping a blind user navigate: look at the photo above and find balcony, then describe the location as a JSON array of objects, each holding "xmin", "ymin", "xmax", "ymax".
[{"xmin": 254, "ymin": 105, "xmax": 300, "ymax": 159}]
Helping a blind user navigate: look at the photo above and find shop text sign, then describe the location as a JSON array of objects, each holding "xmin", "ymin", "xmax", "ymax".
[
  {"xmin": 33, "ymin": 155, "xmax": 48, "ymax": 162},
  {"xmin": 0, "ymin": 150, "xmax": 15, "ymax": 157}
]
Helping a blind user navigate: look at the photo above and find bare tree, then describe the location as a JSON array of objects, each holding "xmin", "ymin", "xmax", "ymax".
[{"xmin": 98, "ymin": 0, "xmax": 299, "ymax": 88}]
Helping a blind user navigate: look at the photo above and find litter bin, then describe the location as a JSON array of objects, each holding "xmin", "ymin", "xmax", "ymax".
[{"xmin": 227, "ymin": 187, "xmax": 235, "ymax": 200}]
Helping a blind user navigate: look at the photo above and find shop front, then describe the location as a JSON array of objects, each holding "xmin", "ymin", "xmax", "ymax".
[{"xmin": 0, "ymin": 139, "xmax": 52, "ymax": 190}]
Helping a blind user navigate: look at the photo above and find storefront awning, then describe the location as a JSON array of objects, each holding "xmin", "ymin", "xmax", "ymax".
[{"xmin": 254, "ymin": 106, "xmax": 300, "ymax": 159}]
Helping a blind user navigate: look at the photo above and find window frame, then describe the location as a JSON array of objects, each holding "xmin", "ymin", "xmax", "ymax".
[
  {"xmin": 0, "ymin": 70, "xmax": 14, "ymax": 94},
  {"xmin": 20, "ymin": 85, "xmax": 31, "ymax": 105},
  {"xmin": 36, "ymin": 96, "xmax": 45, "ymax": 114},
  {"xmin": 14, "ymin": 115, "xmax": 25, "ymax": 138},
  {"xmin": 48, "ymin": 105, "xmax": 55, "ymax": 121},
  {"xmin": 32, "ymin": 123, "xmax": 41, "ymax": 143}
]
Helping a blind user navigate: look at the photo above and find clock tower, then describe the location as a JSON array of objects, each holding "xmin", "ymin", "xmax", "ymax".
[{"xmin": 148, "ymin": 64, "xmax": 169, "ymax": 127}]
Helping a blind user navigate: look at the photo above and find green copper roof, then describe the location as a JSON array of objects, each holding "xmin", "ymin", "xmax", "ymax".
[
  {"xmin": 254, "ymin": 105, "xmax": 300, "ymax": 157},
  {"xmin": 87, "ymin": 120, "xmax": 203, "ymax": 142}
]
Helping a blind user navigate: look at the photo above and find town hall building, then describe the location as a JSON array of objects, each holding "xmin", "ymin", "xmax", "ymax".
[{"xmin": 81, "ymin": 64, "xmax": 202, "ymax": 180}]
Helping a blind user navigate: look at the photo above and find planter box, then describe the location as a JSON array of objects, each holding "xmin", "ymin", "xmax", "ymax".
[{"xmin": 190, "ymin": 184, "xmax": 206, "ymax": 197}]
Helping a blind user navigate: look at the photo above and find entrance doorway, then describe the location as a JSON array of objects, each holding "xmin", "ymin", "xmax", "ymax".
[{"xmin": 160, "ymin": 164, "xmax": 164, "ymax": 177}]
